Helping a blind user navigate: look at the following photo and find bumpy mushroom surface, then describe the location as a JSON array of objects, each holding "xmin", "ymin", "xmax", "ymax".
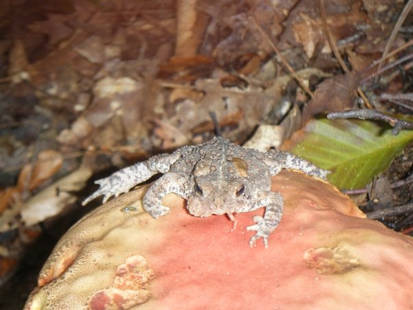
[{"xmin": 24, "ymin": 171, "xmax": 413, "ymax": 310}]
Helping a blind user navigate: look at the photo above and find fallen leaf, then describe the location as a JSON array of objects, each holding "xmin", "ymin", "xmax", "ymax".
[
  {"xmin": 20, "ymin": 166, "xmax": 92, "ymax": 228},
  {"xmin": 175, "ymin": 0, "xmax": 209, "ymax": 58},
  {"xmin": 0, "ymin": 150, "xmax": 63, "ymax": 228},
  {"xmin": 302, "ymin": 72, "xmax": 360, "ymax": 122},
  {"xmin": 57, "ymin": 117, "xmax": 94, "ymax": 145},
  {"xmin": 0, "ymin": 166, "xmax": 92, "ymax": 232},
  {"xmin": 285, "ymin": 118, "xmax": 413, "ymax": 189},
  {"xmin": 29, "ymin": 150, "xmax": 63, "ymax": 191}
]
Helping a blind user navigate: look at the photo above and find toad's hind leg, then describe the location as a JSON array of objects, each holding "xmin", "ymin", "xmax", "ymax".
[
  {"xmin": 247, "ymin": 191, "xmax": 283, "ymax": 248},
  {"xmin": 143, "ymin": 172, "xmax": 192, "ymax": 218}
]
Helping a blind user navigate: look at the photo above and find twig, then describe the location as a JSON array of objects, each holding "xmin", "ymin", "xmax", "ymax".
[
  {"xmin": 319, "ymin": 0, "xmax": 349, "ymax": 73},
  {"xmin": 318, "ymin": 0, "xmax": 371, "ymax": 108},
  {"xmin": 208, "ymin": 111, "xmax": 221, "ymax": 136},
  {"xmin": 376, "ymin": 0, "xmax": 413, "ymax": 75},
  {"xmin": 380, "ymin": 93, "xmax": 413, "ymax": 112},
  {"xmin": 327, "ymin": 109, "xmax": 413, "ymax": 134},
  {"xmin": 391, "ymin": 175, "xmax": 413, "ymax": 189},
  {"xmin": 381, "ymin": 93, "xmax": 413, "ymax": 102},
  {"xmin": 336, "ymin": 31, "xmax": 365, "ymax": 47},
  {"xmin": 343, "ymin": 188, "xmax": 368, "ymax": 195},
  {"xmin": 363, "ymin": 54, "xmax": 413, "ymax": 84},
  {"xmin": 251, "ymin": 17, "xmax": 314, "ymax": 98},
  {"xmin": 370, "ymin": 39, "xmax": 413, "ymax": 68},
  {"xmin": 366, "ymin": 203, "xmax": 413, "ymax": 220},
  {"xmin": 400, "ymin": 26, "xmax": 413, "ymax": 33},
  {"xmin": 386, "ymin": 99, "xmax": 413, "ymax": 112}
]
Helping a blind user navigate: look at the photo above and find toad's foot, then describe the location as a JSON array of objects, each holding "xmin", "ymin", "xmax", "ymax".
[
  {"xmin": 247, "ymin": 216, "xmax": 274, "ymax": 248},
  {"xmin": 82, "ymin": 176, "xmax": 134, "ymax": 205},
  {"xmin": 246, "ymin": 192, "xmax": 283, "ymax": 248}
]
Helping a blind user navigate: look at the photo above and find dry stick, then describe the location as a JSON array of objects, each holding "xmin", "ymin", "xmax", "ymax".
[
  {"xmin": 319, "ymin": 0, "xmax": 349, "ymax": 73},
  {"xmin": 381, "ymin": 93, "xmax": 413, "ymax": 112},
  {"xmin": 375, "ymin": 54, "xmax": 413, "ymax": 78},
  {"xmin": 343, "ymin": 188, "xmax": 369, "ymax": 195},
  {"xmin": 384, "ymin": 61, "xmax": 413, "ymax": 87},
  {"xmin": 376, "ymin": 0, "xmax": 413, "ymax": 75},
  {"xmin": 252, "ymin": 18, "xmax": 314, "ymax": 99},
  {"xmin": 385, "ymin": 98, "xmax": 413, "ymax": 112},
  {"xmin": 381, "ymin": 93, "xmax": 413, "ymax": 102},
  {"xmin": 362, "ymin": 53, "xmax": 413, "ymax": 83},
  {"xmin": 391, "ymin": 175, "xmax": 413, "ymax": 189},
  {"xmin": 319, "ymin": 0, "xmax": 371, "ymax": 107},
  {"xmin": 404, "ymin": 59, "xmax": 413, "ymax": 71},
  {"xmin": 327, "ymin": 109, "xmax": 413, "ymax": 134},
  {"xmin": 366, "ymin": 203, "xmax": 413, "ymax": 220},
  {"xmin": 370, "ymin": 39, "xmax": 413, "ymax": 69},
  {"xmin": 360, "ymin": 40, "xmax": 413, "ymax": 93}
]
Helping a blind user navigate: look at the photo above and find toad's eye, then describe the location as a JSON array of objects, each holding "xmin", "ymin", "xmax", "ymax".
[
  {"xmin": 194, "ymin": 182, "xmax": 203, "ymax": 195},
  {"xmin": 235, "ymin": 184, "xmax": 245, "ymax": 197}
]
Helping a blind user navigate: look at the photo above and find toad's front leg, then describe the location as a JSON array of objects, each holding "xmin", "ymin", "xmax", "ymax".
[
  {"xmin": 143, "ymin": 172, "xmax": 192, "ymax": 218},
  {"xmin": 82, "ymin": 151, "xmax": 185, "ymax": 206},
  {"xmin": 246, "ymin": 191, "xmax": 283, "ymax": 248}
]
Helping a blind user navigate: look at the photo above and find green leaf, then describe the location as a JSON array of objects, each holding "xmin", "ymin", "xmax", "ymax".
[{"xmin": 290, "ymin": 119, "xmax": 413, "ymax": 190}]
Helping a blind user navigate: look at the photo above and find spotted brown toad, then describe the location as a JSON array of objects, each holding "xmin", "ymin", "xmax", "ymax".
[{"xmin": 83, "ymin": 137, "xmax": 328, "ymax": 247}]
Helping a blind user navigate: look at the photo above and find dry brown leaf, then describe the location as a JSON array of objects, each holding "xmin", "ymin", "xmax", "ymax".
[
  {"xmin": 347, "ymin": 49, "xmax": 374, "ymax": 73},
  {"xmin": 243, "ymin": 125, "xmax": 284, "ymax": 151},
  {"xmin": 16, "ymin": 164, "xmax": 33, "ymax": 193},
  {"xmin": 175, "ymin": 0, "xmax": 209, "ymax": 57},
  {"xmin": 153, "ymin": 120, "xmax": 189, "ymax": 149},
  {"xmin": 74, "ymin": 36, "xmax": 105, "ymax": 64},
  {"xmin": 29, "ymin": 150, "xmax": 63, "ymax": 191},
  {"xmin": 28, "ymin": 13, "xmax": 74, "ymax": 46},
  {"xmin": 302, "ymin": 72, "xmax": 360, "ymax": 122},
  {"xmin": 158, "ymin": 56, "xmax": 215, "ymax": 81},
  {"xmin": 238, "ymin": 54, "xmax": 263, "ymax": 76},
  {"xmin": 0, "ymin": 256, "xmax": 18, "ymax": 285},
  {"xmin": 282, "ymin": 0, "xmax": 367, "ymax": 58},
  {"xmin": 0, "ymin": 165, "xmax": 92, "ymax": 232},
  {"xmin": 0, "ymin": 150, "xmax": 63, "ymax": 231},
  {"xmin": 190, "ymin": 109, "xmax": 244, "ymax": 135},
  {"xmin": 362, "ymin": 0, "xmax": 404, "ymax": 24},
  {"xmin": 0, "ymin": 188, "xmax": 19, "ymax": 214},
  {"xmin": 244, "ymin": 105, "xmax": 303, "ymax": 151},
  {"xmin": 169, "ymin": 87, "xmax": 205, "ymax": 103},
  {"xmin": 8, "ymin": 40, "xmax": 32, "ymax": 83},
  {"xmin": 8, "ymin": 40, "xmax": 29, "ymax": 76},
  {"xmin": 20, "ymin": 166, "xmax": 92, "ymax": 228},
  {"xmin": 57, "ymin": 117, "xmax": 94, "ymax": 146}
]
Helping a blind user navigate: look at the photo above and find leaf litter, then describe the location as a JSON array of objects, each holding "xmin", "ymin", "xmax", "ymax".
[{"xmin": 0, "ymin": 0, "xmax": 412, "ymax": 307}]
